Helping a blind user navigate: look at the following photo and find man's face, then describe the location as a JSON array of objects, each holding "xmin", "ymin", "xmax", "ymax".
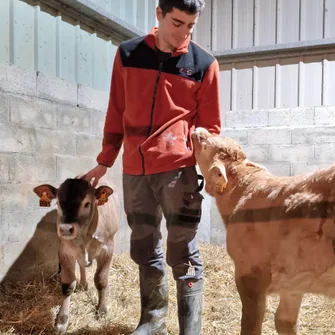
[{"xmin": 156, "ymin": 7, "xmax": 199, "ymax": 50}]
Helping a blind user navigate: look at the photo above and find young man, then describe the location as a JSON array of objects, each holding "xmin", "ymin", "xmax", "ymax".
[{"xmin": 84, "ymin": 0, "xmax": 221, "ymax": 333}]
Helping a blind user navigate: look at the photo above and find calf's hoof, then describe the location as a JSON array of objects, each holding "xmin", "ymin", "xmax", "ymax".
[
  {"xmin": 96, "ymin": 304, "xmax": 108, "ymax": 319},
  {"xmin": 55, "ymin": 314, "xmax": 69, "ymax": 335}
]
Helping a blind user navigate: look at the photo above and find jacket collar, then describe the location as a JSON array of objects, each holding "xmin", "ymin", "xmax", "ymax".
[{"xmin": 144, "ymin": 27, "xmax": 190, "ymax": 57}]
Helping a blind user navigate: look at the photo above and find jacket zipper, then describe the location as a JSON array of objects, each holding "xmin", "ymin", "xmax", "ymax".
[
  {"xmin": 183, "ymin": 120, "xmax": 191, "ymax": 151},
  {"xmin": 139, "ymin": 61, "xmax": 163, "ymax": 175}
]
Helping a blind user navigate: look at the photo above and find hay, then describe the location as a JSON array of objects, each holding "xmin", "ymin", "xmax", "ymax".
[{"xmin": 1, "ymin": 244, "xmax": 335, "ymax": 334}]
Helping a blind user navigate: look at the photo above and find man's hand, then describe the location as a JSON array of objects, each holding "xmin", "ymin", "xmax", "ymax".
[{"xmin": 83, "ymin": 164, "xmax": 108, "ymax": 187}]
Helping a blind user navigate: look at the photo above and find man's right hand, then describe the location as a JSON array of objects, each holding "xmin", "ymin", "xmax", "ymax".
[{"xmin": 83, "ymin": 164, "xmax": 108, "ymax": 187}]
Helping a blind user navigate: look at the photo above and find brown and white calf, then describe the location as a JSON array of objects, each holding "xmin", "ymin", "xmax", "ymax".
[
  {"xmin": 192, "ymin": 127, "xmax": 335, "ymax": 335},
  {"xmin": 33, "ymin": 177, "xmax": 119, "ymax": 334}
]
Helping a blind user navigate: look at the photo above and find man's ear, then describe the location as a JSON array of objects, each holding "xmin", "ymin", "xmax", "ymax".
[
  {"xmin": 33, "ymin": 184, "xmax": 58, "ymax": 207},
  {"xmin": 205, "ymin": 163, "xmax": 228, "ymax": 196},
  {"xmin": 156, "ymin": 6, "xmax": 163, "ymax": 21},
  {"xmin": 95, "ymin": 186, "xmax": 114, "ymax": 206}
]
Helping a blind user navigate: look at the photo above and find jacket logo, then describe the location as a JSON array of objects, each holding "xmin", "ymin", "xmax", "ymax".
[{"xmin": 179, "ymin": 67, "xmax": 194, "ymax": 76}]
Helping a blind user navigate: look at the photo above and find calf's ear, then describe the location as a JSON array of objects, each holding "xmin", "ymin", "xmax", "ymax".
[
  {"xmin": 205, "ymin": 163, "xmax": 228, "ymax": 196},
  {"xmin": 33, "ymin": 184, "xmax": 58, "ymax": 207},
  {"xmin": 95, "ymin": 186, "xmax": 114, "ymax": 206}
]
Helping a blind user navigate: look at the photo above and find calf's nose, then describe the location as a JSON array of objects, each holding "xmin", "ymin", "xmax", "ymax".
[
  {"xmin": 58, "ymin": 223, "xmax": 76, "ymax": 239},
  {"xmin": 192, "ymin": 127, "xmax": 209, "ymax": 141}
]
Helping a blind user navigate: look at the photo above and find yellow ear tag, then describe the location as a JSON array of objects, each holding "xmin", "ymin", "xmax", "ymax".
[
  {"xmin": 40, "ymin": 192, "xmax": 51, "ymax": 207},
  {"xmin": 215, "ymin": 175, "xmax": 227, "ymax": 194},
  {"xmin": 98, "ymin": 191, "xmax": 108, "ymax": 206}
]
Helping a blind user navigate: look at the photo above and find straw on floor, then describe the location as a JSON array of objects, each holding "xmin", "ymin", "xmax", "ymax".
[{"xmin": 1, "ymin": 243, "xmax": 335, "ymax": 334}]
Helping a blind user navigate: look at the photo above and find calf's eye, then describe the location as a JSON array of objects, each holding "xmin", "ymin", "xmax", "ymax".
[{"xmin": 84, "ymin": 202, "xmax": 90, "ymax": 208}]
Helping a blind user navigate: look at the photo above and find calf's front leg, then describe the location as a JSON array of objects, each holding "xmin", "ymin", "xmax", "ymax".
[
  {"xmin": 56, "ymin": 250, "xmax": 76, "ymax": 335},
  {"xmin": 77, "ymin": 251, "xmax": 88, "ymax": 291},
  {"xmin": 94, "ymin": 243, "xmax": 114, "ymax": 317},
  {"xmin": 235, "ymin": 271, "xmax": 270, "ymax": 335},
  {"xmin": 275, "ymin": 292, "xmax": 303, "ymax": 335}
]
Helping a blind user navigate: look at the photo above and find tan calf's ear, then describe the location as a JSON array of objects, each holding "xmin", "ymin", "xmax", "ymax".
[
  {"xmin": 95, "ymin": 186, "xmax": 113, "ymax": 206},
  {"xmin": 33, "ymin": 184, "xmax": 58, "ymax": 207},
  {"xmin": 205, "ymin": 163, "xmax": 228, "ymax": 196}
]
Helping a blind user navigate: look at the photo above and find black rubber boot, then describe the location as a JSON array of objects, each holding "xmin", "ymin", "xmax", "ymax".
[
  {"xmin": 176, "ymin": 279, "xmax": 204, "ymax": 335},
  {"xmin": 131, "ymin": 267, "xmax": 169, "ymax": 335}
]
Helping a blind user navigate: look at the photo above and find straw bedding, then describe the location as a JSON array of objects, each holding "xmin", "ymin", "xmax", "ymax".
[{"xmin": 1, "ymin": 243, "xmax": 335, "ymax": 334}]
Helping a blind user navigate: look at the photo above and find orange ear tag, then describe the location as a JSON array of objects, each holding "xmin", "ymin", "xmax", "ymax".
[
  {"xmin": 215, "ymin": 175, "xmax": 227, "ymax": 194},
  {"xmin": 98, "ymin": 191, "xmax": 108, "ymax": 206},
  {"xmin": 40, "ymin": 192, "xmax": 51, "ymax": 207}
]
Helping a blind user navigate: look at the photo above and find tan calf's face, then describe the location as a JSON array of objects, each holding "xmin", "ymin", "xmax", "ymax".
[
  {"xmin": 191, "ymin": 127, "xmax": 247, "ymax": 196},
  {"xmin": 33, "ymin": 179, "xmax": 113, "ymax": 240}
]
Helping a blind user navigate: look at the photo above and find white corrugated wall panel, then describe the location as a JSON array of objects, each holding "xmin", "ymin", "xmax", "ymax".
[
  {"xmin": 13, "ymin": 0, "xmax": 35, "ymax": 70},
  {"xmin": 232, "ymin": 0, "xmax": 254, "ymax": 48},
  {"xmin": 276, "ymin": 58, "xmax": 299, "ymax": 108},
  {"xmin": 58, "ymin": 17, "xmax": 77, "ymax": 84},
  {"xmin": 136, "ymin": 0, "xmax": 149, "ymax": 32},
  {"xmin": 96, "ymin": 0, "xmax": 110, "ymax": 11},
  {"xmin": 93, "ymin": 33, "xmax": 113, "ymax": 91},
  {"xmin": 77, "ymin": 26, "xmax": 95, "ymax": 87},
  {"xmin": 124, "ymin": 0, "xmax": 137, "ymax": 27},
  {"xmin": 0, "ymin": 0, "xmax": 156, "ymax": 91},
  {"xmin": 207, "ymin": 1, "xmax": 335, "ymax": 112},
  {"xmin": 299, "ymin": 55, "xmax": 323, "ymax": 107},
  {"xmin": 324, "ymin": 0, "xmax": 335, "ymax": 38},
  {"xmin": 147, "ymin": 0, "xmax": 158, "ymax": 31},
  {"xmin": 232, "ymin": 62, "xmax": 253, "ymax": 111},
  {"xmin": 0, "ymin": 0, "xmax": 10, "ymax": 64},
  {"xmin": 219, "ymin": 65, "xmax": 232, "ymax": 112},
  {"xmin": 36, "ymin": 7, "xmax": 57, "ymax": 77},
  {"xmin": 300, "ymin": 0, "xmax": 324, "ymax": 41},
  {"xmin": 109, "ymin": 0, "xmax": 126, "ymax": 23},
  {"xmin": 277, "ymin": 0, "xmax": 300, "ymax": 44},
  {"xmin": 254, "ymin": 60, "xmax": 276, "ymax": 109},
  {"xmin": 221, "ymin": 53, "xmax": 335, "ymax": 111},
  {"xmin": 192, "ymin": 0, "xmax": 212, "ymax": 50},
  {"xmin": 254, "ymin": 0, "xmax": 276, "ymax": 46},
  {"xmin": 212, "ymin": 0, "xmax": 232, "ymax": 51},
  {"xmin": 194, "ymin": 0, "xmax": 335, "ymax": 52},
  {"xmin": 323, "ymin": 54, "xmax": 335, "ymax": 105},
  {"xmin": 109, "ymin": 0, "xmax": 157, "ymax": 32}
]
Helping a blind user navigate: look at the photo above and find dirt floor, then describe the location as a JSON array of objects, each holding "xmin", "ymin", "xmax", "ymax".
[{"xmin": 1, "ymin": 243, "xmax": 335, "ymax": 334}]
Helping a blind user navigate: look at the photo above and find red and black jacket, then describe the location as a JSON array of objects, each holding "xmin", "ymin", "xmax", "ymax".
[{"xmin": 97, "ymin": 27, "xmax": 221, "ymax": 175}]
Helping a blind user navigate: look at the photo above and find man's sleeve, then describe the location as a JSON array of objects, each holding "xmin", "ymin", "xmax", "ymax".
[
  {"xmin": 196, "ymin": 58, "xmax": 221, "ymax": 135},
  {"xmin": 96, "ymin": 48, "xmax": 125, "ymax": 167}
]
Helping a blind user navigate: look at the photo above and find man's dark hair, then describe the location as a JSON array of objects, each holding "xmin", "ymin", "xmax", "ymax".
[{"xmin": 158, "ymin": 0, "xmax": 205, "ymax": 16}]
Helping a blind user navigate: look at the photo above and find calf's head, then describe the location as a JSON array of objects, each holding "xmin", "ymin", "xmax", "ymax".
[
  {"xmin": 33, "ymin": 178, "xmax": 113, "ymax": 240},
  {"xmin": 191, "ymin": 127, "xmax": 266, "ymax": 196}
]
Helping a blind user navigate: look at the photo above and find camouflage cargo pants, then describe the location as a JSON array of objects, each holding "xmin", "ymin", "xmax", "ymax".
[{"xmin": 123, "ymin": 166, "xmax": 204, "ymax": 281}]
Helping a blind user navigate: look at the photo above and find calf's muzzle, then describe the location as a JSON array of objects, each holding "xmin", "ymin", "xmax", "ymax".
[{"xmin": 57, "ymin": 223, "xmax": 79, "ymax": 240}]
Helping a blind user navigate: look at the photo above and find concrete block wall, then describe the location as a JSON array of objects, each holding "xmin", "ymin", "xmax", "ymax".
[
  {"xmin": 0, "ymin": 62, "xmax": 129, "ymax": 283},
  {"xmin": 210, "ymin": 106, "xmax": 335, "ymax": 246}
]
